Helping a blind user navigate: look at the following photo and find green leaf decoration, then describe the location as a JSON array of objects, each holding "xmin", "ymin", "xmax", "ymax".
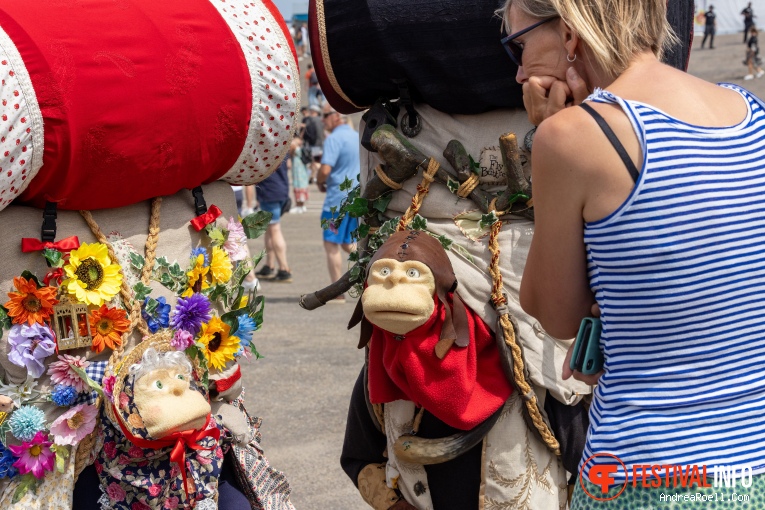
[
  {"xmin": 339, "ymin": 177, "xmax": 354, "ymax": 192},
  {"xmin": 250, "ymin": 343, "xmax": 264, "ymax": 360},
  {"xmin": 168, "ymin": 263, "xmax": 185, "ymax": 278},
  {"xmin": 349, "ymin": 264, "xmax": 363, "ymax": 284},
  {"xmin": 355, "ymin": 223, "xmax": 370, "ymax": 241},
  {"xmin": 378, "ymin": 217, "xmax": 400, "ymax": 237},
  {"xmin": 155, "ymin": 256, "xmax": 170, "ymax": 268},
  {"xmin": 346, "ymin": 197, "xmax": 369, "ymax": 218},
  {"xmin": 143, "ymin": 296, "xmax": 160, "ymax": 315},
  {"xmin": 12, "ymin": 473, "xmax": 40, "ymax": 503},
  {"xmin": 207, "ymin": 227, "xmax": 226, "ymax": 246},
  {"xmin": 0, "ymin": 306, "xmax": 12, "ymax": 338},
  {"xmin": 69, "ymin": 364, "xmax": 105, "ymax": 401},
  {"xmin": 447, "ymin": 178, "xmax": 460, "ymax": 194},
  {"xmin": 207, "ymin": 284, "xmax": 228, "ymax": 304},
  {"xmin": 251, "ymin": 249, "xmax": 266, "ymax": 270},
  {"xmin": 42, "ymin": 249, "xmax": 63, "ymax": 268},
  {"xmin": 479, "ymin": 211, "xmax": 499, "ymax": 230},
  {"xmin": 20, "ymin": 270, "xmax": 41, "ymax": 288},
  {"xmin": 51, "ymin": 444, "xmax": 70, "ymax": 474},
  {"xmin": 250, "ymin": 295, "xmax": 265, "ymax": 326},
  {"xmin": 437, "ymin": 235, "xmax": 453, "ymax": 251},
  {"xmin": 241, "ymin": 211, "xmax": 272, "ymax": 239},
  {"xmin": 501, "ymin": 191, "xmax": 530, "ymax": 207},
  {"xmin": 468, "ymin": 154, "xmax": 482, "ymax": 175},
  {"xmin": 129, "ymin": 252, "xmax": 146, "ymax": 271},
  {"xmin": 220, "ymin": 307, "xmax": 250, "ymax": 336},
  {"xmin": 371, "ymin": 193, "xmax": 393, "ymax": 213},
  {"xmin": 133, "ymin": 282, "xmax": 153, "ymax": 302},
  {"xmin": 348, "ymin": 250, "xmax": 359, "ymax": 262},
  {"xmin": 411, "ymin": 215, "xmax": 428, "ymax": 231}
]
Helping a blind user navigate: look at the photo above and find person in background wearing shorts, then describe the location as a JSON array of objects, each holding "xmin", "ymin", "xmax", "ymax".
[
  {"xmin": 255, "ymin": 159, "xmax": 293, "ymax": 282},
  {"xmin": 318, "ymin": 104, "xmax": 359, "ymax": 303}
]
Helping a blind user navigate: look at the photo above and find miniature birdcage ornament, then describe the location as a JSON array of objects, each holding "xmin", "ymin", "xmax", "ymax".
[{"xmin": 52, "ymin": 295, "xmax": 92, "ymax": 350}]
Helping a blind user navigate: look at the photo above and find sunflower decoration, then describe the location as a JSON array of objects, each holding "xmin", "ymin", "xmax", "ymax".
[
  {"xmin": 182, "ymin": 253, "xmax": 211, "ymax": 297},
  {"xmin": 197, "ymin": 316, "xmax": 240, "ymax": 370},
  {"xmin": 89, "ymin": 305, "xmax": 130, "ymax": 353},
  {"xmin": 62, "ymin": 243, "xmax": 123, "ymax": 306},
  {"xmin": 210, "ymin": 246, "xmax": 232, "ymax": 286},
  {"xmin": 4, "ymin": 276, "xmax": 59, "ymax": 325}
]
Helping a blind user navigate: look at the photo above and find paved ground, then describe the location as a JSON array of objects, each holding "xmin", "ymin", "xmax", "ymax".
[
  {"xmin": 240, "ymin": 34, "xmax": 756, "ymax": 510},
  {"xmin": 688, "ymin": 32, "xmax": 765, "ymax": 96}
]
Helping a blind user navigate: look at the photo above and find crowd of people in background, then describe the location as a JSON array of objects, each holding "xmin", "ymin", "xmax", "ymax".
[
  {"xmin": 231, "ymin": 33, "xmax": 358, "ymax": 292},
  {"xmin": 699, "ymin": 3, "xmax": 765, "ymax": 80}
]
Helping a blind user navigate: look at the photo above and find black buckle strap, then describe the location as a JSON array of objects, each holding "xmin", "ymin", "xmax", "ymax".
[
  {"xmin": 191, "ymin": 186, "xmax": 208, "ymax": 216},
  {"xmin": 41, "ymin": 201, "xmax": 57, "ymax": 242}
]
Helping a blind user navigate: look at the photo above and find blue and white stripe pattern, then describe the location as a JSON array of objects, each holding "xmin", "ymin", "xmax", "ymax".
[{"xmin": 581, "ymin": 84, "xmax": 765, "ymax": 479}]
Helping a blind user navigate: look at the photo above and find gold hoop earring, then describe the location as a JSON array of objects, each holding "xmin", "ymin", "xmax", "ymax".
[{"xmin": 567, "ymin": 53, "xmax": 577, "ymax": 63}]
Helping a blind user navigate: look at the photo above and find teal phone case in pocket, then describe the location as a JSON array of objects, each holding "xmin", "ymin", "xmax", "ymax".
[{"xmin": 569, "ymin": 317, "xmax": 604, "ymax": 375}]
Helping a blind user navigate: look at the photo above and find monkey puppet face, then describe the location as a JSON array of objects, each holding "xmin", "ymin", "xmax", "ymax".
[
  {"xmin": 133, "ymin": 366, "xmax": 211, "ymax": 438},
  {"xmin": 362, "ymin": 259, "xmax": 437, "ymax": 335}
]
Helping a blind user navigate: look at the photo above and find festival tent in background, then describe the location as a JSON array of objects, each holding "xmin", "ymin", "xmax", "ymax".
[{"xmin": 695, "ymin": 0, "xmax": 765, "ymax": 35}]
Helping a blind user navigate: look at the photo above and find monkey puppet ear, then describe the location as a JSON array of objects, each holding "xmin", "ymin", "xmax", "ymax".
[
  {"xmin": 348, "ymin": 299, "xmax": 375, "ymax": 349},
  {"xmin": 433, "ymin": 285, "xmax": 471, "ymax": 359}
]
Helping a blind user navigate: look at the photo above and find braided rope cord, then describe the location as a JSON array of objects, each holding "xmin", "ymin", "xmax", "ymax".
[
  {"xmin": 396, "ymin": 158, "xmax": 439, "ymax": 231},
  {"xmin": 456, "ymin": 173, "xmax": 479, "ymax": 198},
  {"xmin": 79, "ymin": 197, "xmax": 162, "ymax": 353},
  {"xmin": 487, "ymin": 210, "xmax": 560, "ymax": 455},
  {"xmin": 374, "ymin": 164, "xmax": 403, "ymax": 190}
]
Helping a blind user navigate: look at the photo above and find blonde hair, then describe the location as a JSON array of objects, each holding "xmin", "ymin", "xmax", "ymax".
[{"xmin": 499, "ymin": 0, "xmax": 678, "ymax": 76}]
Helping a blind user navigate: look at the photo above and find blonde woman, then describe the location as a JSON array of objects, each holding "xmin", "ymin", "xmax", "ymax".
[{"xmin": 501, "ymin": 0, "xmax": 765, "ymax": 507}]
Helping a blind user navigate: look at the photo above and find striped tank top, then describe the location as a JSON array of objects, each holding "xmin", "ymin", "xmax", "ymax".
[{"xmin": 581, "ymin": 84, "xmax": 765, "ymax": 480}]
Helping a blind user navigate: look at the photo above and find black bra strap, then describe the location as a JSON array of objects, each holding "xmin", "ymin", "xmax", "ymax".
[{"xmin": 580, "ymin": 102, "xmax": 640, "ymax": 182}]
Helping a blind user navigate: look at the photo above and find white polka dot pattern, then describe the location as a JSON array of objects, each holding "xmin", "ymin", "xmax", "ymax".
[
  {"xmin": 0, "ymin": 24, "xmax": 43, "ymax": 212},
  {"xmin": 211, "ymin": 0, "xmax": 300, "ymax": 185}
]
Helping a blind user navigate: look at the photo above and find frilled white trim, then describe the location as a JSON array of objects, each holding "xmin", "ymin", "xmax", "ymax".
[{"xmin": 211, "ymin": 0, "xmax": 300, "ymax": 185}]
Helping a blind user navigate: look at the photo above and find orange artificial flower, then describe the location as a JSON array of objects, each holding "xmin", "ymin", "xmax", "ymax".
[
  {"xmin": 89, "ymin": 305, "xmax": 130, "ymax": 353},
  {"xmin": 4, "ymin": 276, "xmax": 59, "ymax": 326}
]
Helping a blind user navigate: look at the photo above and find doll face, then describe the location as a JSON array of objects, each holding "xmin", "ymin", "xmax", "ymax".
[
  {"xmin": 362, "ymin": 259, "xmax": 436, "ymax": 335},
  {"xmin": 133, "ymin": 366, "xmax": 210, "ymax": 438}
]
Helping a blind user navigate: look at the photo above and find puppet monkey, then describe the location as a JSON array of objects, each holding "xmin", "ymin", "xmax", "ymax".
[
  {"xmin": 350, "ymin": 230, "xmax": 470, "ymax": 358},
  {"xmin": 363, "ymin": 258, "xmax": 436, "ymax": 334},
  {"xmin": 129, "ymin": 348, "xmax": 210, "ymax": 438}
]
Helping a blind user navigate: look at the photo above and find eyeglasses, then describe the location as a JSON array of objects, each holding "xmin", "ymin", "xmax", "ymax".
[{"xmin": 501, "ymin": 17, "xmax": 557, "ymax": 67}]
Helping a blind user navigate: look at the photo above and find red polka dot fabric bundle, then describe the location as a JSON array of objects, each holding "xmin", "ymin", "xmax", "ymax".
[{"xmin": 0, "ymin": 0, "xmax": 299, "ymax": 211}]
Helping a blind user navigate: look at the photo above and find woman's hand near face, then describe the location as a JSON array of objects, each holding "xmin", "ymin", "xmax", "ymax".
[{"xmin": 522, "ymin": 67, "xmax": 591, "ymax": 125}]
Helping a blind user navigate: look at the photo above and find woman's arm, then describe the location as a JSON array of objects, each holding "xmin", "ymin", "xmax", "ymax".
[{"xmin": 520, "ymin": 109, "xmax": 598, "ymax": 339}]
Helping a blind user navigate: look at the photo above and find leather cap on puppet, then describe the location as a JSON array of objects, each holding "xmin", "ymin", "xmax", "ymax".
[{"xmin": 348, "ymin": 230, "xmax": 470, "ymax": 358}]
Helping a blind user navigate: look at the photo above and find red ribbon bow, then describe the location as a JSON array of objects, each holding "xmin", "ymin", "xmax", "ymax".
[
  {"xmin": 190, "ymin": 205, "xmax": 222, "ymax": 231},
  {"xmin": 114, "ymin": 408, "xmax": 220, "ymax": 503},
  {"xmin": 20, "ymin": 235, "xmax": 80, "ymax": 253}
]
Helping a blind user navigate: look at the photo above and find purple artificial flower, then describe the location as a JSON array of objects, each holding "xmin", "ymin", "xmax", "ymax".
[
  {"xmin": 7, "ymin": 323, "xmax": 56, "ymax": 378},
  {"xmin": 171, "ymin": 329, "xmax": 194, "ymax": 351},
  {"xmin": 169, "ymin": 293, "xmax": 212, "ymax": 335}
]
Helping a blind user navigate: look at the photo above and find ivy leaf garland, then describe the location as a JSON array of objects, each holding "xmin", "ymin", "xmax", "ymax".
[{"xmin": 241, "ymin": 211, "xmax": 273, "ymax": 239}]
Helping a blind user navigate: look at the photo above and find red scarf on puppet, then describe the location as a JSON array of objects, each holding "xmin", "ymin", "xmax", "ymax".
[
  {"xmin": 365, "ymin": 294, "xmax": 511, "ymax": 430},
  {"xmin": 348, "ymin": 230, "xmax": 512, "ymax": 431}
]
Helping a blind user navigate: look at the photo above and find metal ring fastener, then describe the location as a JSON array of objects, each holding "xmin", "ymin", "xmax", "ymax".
[{"xmin": 401, "ymin": 112, "xmax": 422, "ymax": 138}]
